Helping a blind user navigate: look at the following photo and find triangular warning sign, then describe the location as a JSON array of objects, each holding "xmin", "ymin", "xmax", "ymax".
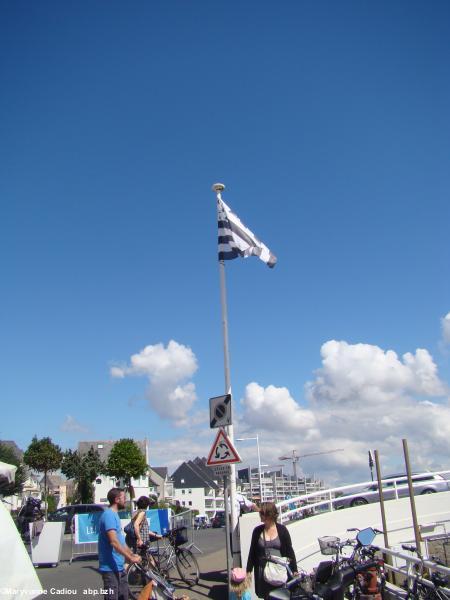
[{"xmin": 206, "ymin": 428, "xmax": 242, "ymax": 466}]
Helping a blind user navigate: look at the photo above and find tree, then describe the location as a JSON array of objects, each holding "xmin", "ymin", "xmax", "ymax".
[
  {"xmin": 23, "ymin": 436, "xmax": 62, "ymax": 517},
  {"xmin": 105, "ymin": 439, "xmax": 147, "ymax": 503},
  {"xmin": 61, "ymin": 447, "xmax": 104, "ymax": 504},
  {"xmin": 0, "ymin": 442, "xmax": 26, "ymax": 497}
]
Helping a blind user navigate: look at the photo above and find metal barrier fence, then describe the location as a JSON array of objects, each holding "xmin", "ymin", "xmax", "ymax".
[
  {"xmin": 69, "ymin": 508, "xmax": 202, "ymax": 563},
  {"xmin": 69, "ymin": 538, "xmax": 98, "ymax": 564},
  {"xmin": 171, "ymin": 509, "xmax": 203, "ymax": 554}
]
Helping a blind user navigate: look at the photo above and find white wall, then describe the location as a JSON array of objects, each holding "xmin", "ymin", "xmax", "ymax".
[
  {"xmin": 174, "ymin": 487, "xmax": 204, "ymax": 512},
  {"xmin": 240, "ymin": 491, "xmax": 450, "ymax": 600},
  {"xmin": 93, "ymin": 475, "xmax": 150, "ymax": 505}
]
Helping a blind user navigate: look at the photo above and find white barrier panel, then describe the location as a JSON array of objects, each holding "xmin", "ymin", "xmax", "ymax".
[
  {"xmin": 30, "ymin": 521, "xmax": 65, "ymax": 567},
  {"xmin": 239, "ymin": 490, "xmax": 450, "ymax": 600}
]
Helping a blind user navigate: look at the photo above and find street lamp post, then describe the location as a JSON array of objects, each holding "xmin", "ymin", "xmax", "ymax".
[{"xmin": 235, "ymin": 435, "xmax": 264, "ymax": 503}]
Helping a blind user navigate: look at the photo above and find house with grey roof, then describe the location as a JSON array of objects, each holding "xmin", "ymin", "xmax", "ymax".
[{"xmin": 171, "ymin": 457, "xmax": 224, "ymax": 521}]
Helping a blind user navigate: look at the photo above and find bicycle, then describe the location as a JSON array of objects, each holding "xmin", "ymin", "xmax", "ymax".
[
  {"xmin": 402, "ymin": 544, "xmax": 450, "ymax": 600},
  {"xmin": 127, "ymin": 561, "xmax": 177, "ymax": 600},
  {"xmin": 317, "ymin": 527, "xmax": 385, "ymax": 600},
  {"xmin": 137, "ymin": 527, "xmax": 200, "ymax": 587}
]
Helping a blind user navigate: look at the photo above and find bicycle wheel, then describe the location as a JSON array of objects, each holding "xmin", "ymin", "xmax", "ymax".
[
  {"xmin": 154, "ymin": 548, "xmax": 177, "ymax": 581},
  {"xmin": 176, "ymin": 548, "xmax": 200, "ymax": 586},
  {"xmin": 127, "ymin": 564, "xmax": 150, "ymax": 600}
]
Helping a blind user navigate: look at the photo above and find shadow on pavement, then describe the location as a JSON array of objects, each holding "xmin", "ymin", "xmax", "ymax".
[{"xmin": 169, "ymin": 569, "xmax": 227, "ymax": 600}]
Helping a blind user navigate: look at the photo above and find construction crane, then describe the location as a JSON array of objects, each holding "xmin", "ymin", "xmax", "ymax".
[{"xmin": 278, "ymin": 448, "xmax": 344, "ymax": 480}]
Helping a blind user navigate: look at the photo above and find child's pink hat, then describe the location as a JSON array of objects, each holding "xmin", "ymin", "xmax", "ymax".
[{"xmin": 231, "ymin": 568, "xmax": 247, "ymax": 583}]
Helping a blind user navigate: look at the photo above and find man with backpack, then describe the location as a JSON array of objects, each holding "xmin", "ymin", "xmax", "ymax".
[{"xmin": 98, "ymin": 488, "xmax": 141, "ymax": 600}]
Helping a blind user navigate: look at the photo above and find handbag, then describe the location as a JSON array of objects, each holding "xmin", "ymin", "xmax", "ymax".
[
  {"xmin": 124, "ymin": 520, "xmax": 135, "ymax": 537},
  {"xmin": 262, "ymin": 531, "xmax": 288, "ymax": 586},
  {"xmin": 124, "ymin": 510, "xmax": 142, "ymax": 538},
  {"xmin": 263, "ymin": 560, "xmax": 288, "ymax": 586}
]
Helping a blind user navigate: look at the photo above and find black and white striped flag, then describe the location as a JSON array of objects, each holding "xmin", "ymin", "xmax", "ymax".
[{"xmin": 217, "ymin": 198, "xmax": 277, "ymax": 268}]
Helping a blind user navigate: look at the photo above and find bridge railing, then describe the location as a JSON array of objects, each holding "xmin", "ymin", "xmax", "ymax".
[{"xmin": 276, "ymin": 470, "xmax": 450, "ymax": 524}]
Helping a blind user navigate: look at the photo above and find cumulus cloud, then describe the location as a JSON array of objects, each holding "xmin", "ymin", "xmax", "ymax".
[
  {"xmin": 241, "ymin": 382, "xmax": 317, "ymax": 437},
  {"xmin": 236, "ymin": 340, "xmax": 450, "ymax": 484},
  {"xmin": 61, "ymin": 415, "xmax": 88, "ymax": 433},
  {"xmin": 111, "ymin": 340, "xmax": 198, "ymax": 425},
  {"xmin": 112, "ymin": 337, "xmax": 450, "ymax": 485},
  {"xmin": 441, "ymin": 313, "xmax": 450, "ymax": 345},
  {"xmin": 306, "ymin": 340, "xmax": 446, "ymax": 405}
]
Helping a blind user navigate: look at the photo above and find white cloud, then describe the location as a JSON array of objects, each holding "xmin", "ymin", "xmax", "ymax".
[
  {"xmin": 441, "ymin": 313, "xmax": 450, "ymax": 345},
  {"xmin": 113, "ymin": 338, "xmax": 450, "ymax": 486},
  {"xmin": 306, "ymin": 340, "xmax": 446, "ymax": 405},
  {"xmin": 111, "ymin": 340, "xmax": 198, "ymax": 425},
  {"xmin": 61, "ymin": 415, "xmax": 88, "ymax": 433},
  {"xmin": 241, "ymin": 382, "xmax": 317, "ymax": 437},
  {"xmin": 236, "ymin": 340, "xmax": 450, "ymax": 484}
]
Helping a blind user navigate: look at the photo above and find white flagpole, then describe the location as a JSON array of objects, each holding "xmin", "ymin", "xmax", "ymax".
[{"xmin": 213, "ymin": 182, "xmax": 239, "ymax": 568}]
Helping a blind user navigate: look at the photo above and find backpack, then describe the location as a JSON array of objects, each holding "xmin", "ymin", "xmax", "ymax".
[{"xmin": 124, "ymin": 517, "xmax": 137, "ymax": 547}]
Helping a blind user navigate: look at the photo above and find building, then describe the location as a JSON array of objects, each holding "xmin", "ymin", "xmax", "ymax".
[
  {"xmin": 78, "ymin": 440, "xmax": 151, "ymax": 505},
  {"xmin": 148, "ymin": 467, "xmax": 173, "ymax": 503},
  {"xmin": 171, "ymin": 457, "xmax": 224, "ymax": 521},
  {"xmin": 39, "ymin": 474, "xmax": 74, "ymax": 508},
  {"xmin": 237, "ymin": 466, "xmax": 327, "ymax": 503}
]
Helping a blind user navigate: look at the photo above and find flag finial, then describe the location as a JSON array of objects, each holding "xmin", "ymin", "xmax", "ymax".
[{"xmin": 212, "ymin": 182, "xmax": 225, "ymax": 193}]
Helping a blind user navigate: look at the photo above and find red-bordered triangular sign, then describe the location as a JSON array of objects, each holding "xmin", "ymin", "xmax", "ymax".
[{"xmin": 206, "ymin": 428, "xmax": 242, "ymax": 465}]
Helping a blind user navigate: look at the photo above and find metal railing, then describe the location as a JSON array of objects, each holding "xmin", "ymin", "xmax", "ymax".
[
  {"xmin": 276, "ymin": 470, "xmax": 450, "ymax": 523},
  {"xmin": 377, "ymin": 545, "xmax": 450, "ymax": 595}
]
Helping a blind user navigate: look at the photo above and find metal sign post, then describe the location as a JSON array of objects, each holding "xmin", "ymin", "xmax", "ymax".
[
  {"xmin": 213, "ymin": 183, "xmax": 239, "ymax": 564},
  {"xmin": 374, "ymin": 449, "xmax": 392, "ymax": 582},
  {"xmin": 223, "ymin": 474, "xmax": 232, "ymax": 580},
  {"xmin": 402, "ymin": 439, "xmax": 422, "ymax": 552}
]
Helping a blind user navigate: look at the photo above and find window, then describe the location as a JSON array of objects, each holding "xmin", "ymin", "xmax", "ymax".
[
  {"xmin": 182, "ymin": 490, "xmax": 185, "ymax": 495},
  {"xmin": 188, "ymin": 501, "xmax": 192, "ymax": 506},
  {"xmin": 188, "ymin": 489, "xmax": 192, "ymax": 494}
]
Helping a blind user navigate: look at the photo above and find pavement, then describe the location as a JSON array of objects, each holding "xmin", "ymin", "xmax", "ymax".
[{"xmin": 33, "ymin": 529, "xmax": 228, "ymax": 600}]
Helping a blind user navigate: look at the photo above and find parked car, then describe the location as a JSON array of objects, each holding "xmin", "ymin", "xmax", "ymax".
[
  {"xmin": 47, "ymin": 504, "xmax": 105, "ymax": 533},
  {"xmin": 211, "ymin": 512, "xmax": 226, "ymax": 528},
  {"xmin": 334, "ymin": 473, "xmax": 450, "ymax": 509}
]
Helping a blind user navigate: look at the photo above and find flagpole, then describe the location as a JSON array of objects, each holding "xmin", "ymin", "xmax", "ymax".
[{"xmin": 213, "ymin": 182, "xmax": 239, "ymax": 569}]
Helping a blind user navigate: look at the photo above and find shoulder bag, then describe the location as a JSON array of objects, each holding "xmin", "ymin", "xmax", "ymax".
[{"xmin": 262, "ymin": 530, "xmax": 288, "ymax": 586}]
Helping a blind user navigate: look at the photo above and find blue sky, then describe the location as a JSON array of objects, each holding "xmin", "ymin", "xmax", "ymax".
[{"xmin": 2, "ymin": 1, "xmax": 450, "ymax": 484}]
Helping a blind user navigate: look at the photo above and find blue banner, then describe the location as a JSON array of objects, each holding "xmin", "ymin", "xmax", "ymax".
[
  {"xmin": 145, "ymin": 509, "xmax": 170, "ymax": 535},
  {"xmin": 74, "ymin": 512, "xmax": 103, "ymax": 544},
  {"xmin": 75, "ymin": 508, "xmax": 171, "ymax": 544}
]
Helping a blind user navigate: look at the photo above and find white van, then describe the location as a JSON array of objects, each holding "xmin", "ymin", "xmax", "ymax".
[{"xmin": 194, "ymin": 514, "xmax": 210, "ymax": 529}]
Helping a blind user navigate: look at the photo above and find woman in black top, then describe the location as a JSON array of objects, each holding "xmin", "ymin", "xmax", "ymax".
[{"xmin": 246, "ymin": 502, "xmax": 297, "ymax": 599}]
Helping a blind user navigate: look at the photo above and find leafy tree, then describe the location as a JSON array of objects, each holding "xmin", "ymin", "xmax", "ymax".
[
  {"xmin": 61, "ymin": 447, "xmax": 104, "ymax": 504},
  {"xmin": 105, "ymin": 439, "xmax": 147, "ymax": 503},
  {"xmin": 0, "ymin": 442, "xmax": 26, "ymax": 497},
  {"xmin": 44, "ymin": 492, "xmax": 57, "ymax": 513},
  {"xmin": 23, "ymin": 436, "xmax": 62, "ymax": 517}
]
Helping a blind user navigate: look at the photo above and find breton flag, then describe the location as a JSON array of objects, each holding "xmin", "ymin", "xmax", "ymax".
[{"xmin": 217, "ymin": 198, "xmax": 277, "ymax": 268}]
